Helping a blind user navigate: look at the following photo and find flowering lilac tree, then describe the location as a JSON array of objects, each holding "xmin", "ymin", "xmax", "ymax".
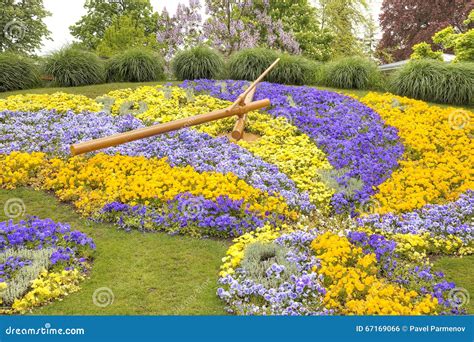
[
  {"xmin": 156, "ymin": 0, "xmax": 203, "ymax": 61},
  {"xmin": 156, "ymin": 0, "xmax": 301, "ymax": 58},
  {"xmin": 203, "ymin": 0, "xmax": 300, "ymax": 55}
]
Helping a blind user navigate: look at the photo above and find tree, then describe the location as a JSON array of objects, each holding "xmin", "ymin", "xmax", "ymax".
[
  {"xmin": 96, "ymin": 15, "xmax": 157, "ymax": 57},
  {"xmin": 252, "ymin": 0, "xmax": 335, "ymax": 61},
  {"xmin": 156, "ymin": 0, "xmax": 203, "ymax": 61},
  {"xmin": 0, "ymin": 0, "xmax": 51, "ymax": 54},
  {"xmin": 362, "ymin": 13, "xmax": 378, "ymax": 57},
  {"xmin": 203, "ymin": 0, "xmax": 300, "ymax": 56},
  {"xmin": 70, "ymin": 0, "xmax": 157, "ymax": 50},
  {"xmin": 410, "ymin": 42, "xmax": 443, "ymax": 60},
  {"xmin": 377, "ymin": 0, "xmax": 474, "ymax": 62},
  {"xmin": 432, "ymin": 10, "xmax": 474, "ymax": 62},
  {"xmin": 156, "ymin": 0, "xmax": 302, "ymax": 57},
  {"xmin": 314, "ymin": 0, "xmax": 371, "ymax": 57}
]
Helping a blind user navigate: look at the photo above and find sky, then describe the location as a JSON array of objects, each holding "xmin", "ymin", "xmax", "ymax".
[{"xmin": 38, "ymin": 0, "xmax": 383, "ymax": 55}]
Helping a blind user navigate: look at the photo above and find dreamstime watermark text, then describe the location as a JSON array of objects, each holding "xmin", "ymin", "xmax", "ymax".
[{"xmin": 5, "ymin": 322, "xmax": 85, "ymax": 336}]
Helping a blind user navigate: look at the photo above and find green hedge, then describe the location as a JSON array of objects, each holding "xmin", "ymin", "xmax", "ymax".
[
  {"xmin": 106, "ymin": 48, "xmax": 165, "ymax": 82},
  {"xmin": 391, "ymin": 59, "xmax": 474, "ymax": 105},
  {"xmin": 44, "ymin": 47, "xmax": 105, "ymax": 87},
  {"xmin": 172, "ymin": 46, "xmax": 224, "ymax": 80},
  {"xmin": 321, "ymin": 57, "xmax": 381, "ymax": 90},
  {"xmin": 0, "ymin": 53, "xmax": 40, "ymax": 92}
]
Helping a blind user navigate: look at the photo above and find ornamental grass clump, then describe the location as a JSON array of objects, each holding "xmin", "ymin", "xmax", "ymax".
[
  {"xmin": 44, "ymin": 47, "xmax": 105, "ymax": 87},
  {"xmin": 227, "ymin": 48, "xmax": 279, "ymax": 81},
  {"xmin": 439, "ymin": 62, "xmax": 474, "ymax": 105},
  {"xmin": 321, "ymin": 56, "xmax": 381, "ymax": 90},
  {"xmin": 106, "ymin": 48, "xmax": 165, "ymax": 82},
  {"xmin": 267, "ymin": 53, "xmax": 318, "ymax": 85},
  {"xmin": 391, "ymin": 59, "xmax": 474, "ymax": 105},
  {"xmin": 240, "ymin": 242, "xmax": 298, "ymax": 287},
  {"xmin": 172, "ymin": 46, "xmax": 224, "ymax": 80},
  {"xmin": 0, "ymin": 53, "xmax": 40, "ymax": 92}
]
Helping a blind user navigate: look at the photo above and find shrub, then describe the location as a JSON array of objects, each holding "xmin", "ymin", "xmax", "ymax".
[
  {"xmin": 172, "ymin": 46, "xmax": 224, "ymax": 80},
  {"xmin": 267, "ymin": 53, "xmax": 318, "ymax": 85},
  {"xmin": 228, "ymin": 48, "xmax": 279, "ymax": 81},
  {"xmin": 321, "ymin": 57, "xmax": 381, "ymax": 90},
  {"xmin": 391, "ymin": 59, "xmax": 474, "ymax": 105},
  {"xmin": 410, "ymin": 42, "xmax": 443, "ymax": 61},
  {"xmin": 440, "ymin": 62, "xmax": 474, "ymax": 104},
  {"xmin": 106, "ymin": 48, "xmax": 165, "ymax": 82},
  {"xmin": 44, "ymin": 47, "xmax": 105, "ymax": 87},
  {"xmin": 0, "ymin": 53, "xmax": 40, "ymax": 92}
]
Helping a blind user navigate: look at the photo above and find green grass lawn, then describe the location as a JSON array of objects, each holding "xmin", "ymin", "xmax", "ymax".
[
  {"xmin": 0, "ymin": 188, "xmax": 229, "ymax": 315},
  {"xmin": 0, "ymin": 81, "xmax": 178, "ymax": 99},
  {"xmin": 433, "ymin": 255, "xmax": 474, "ymax": 313},
  {"xmin": 0, "ymin": 81, "xmax": 370, "ymax": 99},
  {"xmin": 1, "ymin": 81, "xmax": 471, "ymax": 110}
]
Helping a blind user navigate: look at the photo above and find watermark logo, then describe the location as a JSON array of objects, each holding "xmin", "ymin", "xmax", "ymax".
[
  {"xmin": 182, "ymin": 197, "xmax": 204, "ymax": 219},
  {"xmin": 448, "ymin": 287, "xmax": 470, "ymax": 308},
  {"xmin": 270, "ymin": 110, "xmax": 294, "ymax": 131},
  {"xmin": 3, "ymin": 20, "xmax": 26, "ymax": 43},
  {"xmin": 448, "ymin": 110, "xmax": 471, "ymax": 130},
  {"xmin": 4, "ymin": 198, "xmax": 26, "ymax": 219},
  {"xmin": 359, "ymin": 198, "xmax": 381, "ymax": 215},
  {"xmin": 92, "ymin": 287, "xmax": 114, "ymax": 308}
]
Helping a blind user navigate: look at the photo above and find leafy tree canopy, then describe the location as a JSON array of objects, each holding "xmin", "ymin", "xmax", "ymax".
[
  {"xmin": 96, "ymin": 15, "xmax": 157, "ymax": 57},
  {"xmin": 0, "ymin": 0, "xmax": 51, "ymax": 54},
  {"xmin": 69, "ymin": 0, "xmax": 157, "ymax": 50},
  {"xmin": 377, "ymin": 0, "xmax": 474, "ymax": 62}
]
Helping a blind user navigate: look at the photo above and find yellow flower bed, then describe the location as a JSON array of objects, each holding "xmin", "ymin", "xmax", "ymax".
[
  {"xmin": 360, "ymin": 93, "xmax": 473, "ymax": 213},
  {"xmin": 311, "ymin": 232, "xmax": 439, "ymax": 315},
  {"xmin": 0, "ymin": 151, "xmax": 46, "ymax": 189},
  {"xmin": 10, "ymin": 269, "xmax": 83, "ymax": 314},
  {"xmin": 0, "ymin": 92, "xmax": 101, "ymax": 113},
  {"xmin": 0, "ymin": 282, "xmax": 6, "ymax": 306},
  {"xmin": 103, "ymin": 86, "xmax": 335, "ymax": 208},
  {"xmin": 0, "ymin": 152, "xmax": 295, "ymax": 218}
]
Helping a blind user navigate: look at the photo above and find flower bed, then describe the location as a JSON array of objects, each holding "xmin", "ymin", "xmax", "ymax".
[
  {"xmin": 359, "ymin": 93, "xmax": 473, "ymax": 213},
  {"xmin": 0, "ymin": 218, "xmax": 95, "ymax": 313},
  {"xmin": 218, "ymin": 228, "xmax": 463, "ymax": 315},
  {"xmin": 182, "ymin": 80, "xmax": 405, "ymax": 214},
  {"xmin": 0, "ymin": 81, "xmax": 472, "ymax": 315}
]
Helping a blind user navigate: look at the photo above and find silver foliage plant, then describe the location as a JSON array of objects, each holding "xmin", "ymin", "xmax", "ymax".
[
  {"xmin": 0, "ymin": 248, "xmax": 53, "ymax": 305},
  {"xmin": 240, "ymin": 242, "xmax": 299, "ymax": 288}
]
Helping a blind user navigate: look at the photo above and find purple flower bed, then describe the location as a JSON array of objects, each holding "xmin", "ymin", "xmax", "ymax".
[
  {"xmin": 181, "ymin": 80, "xmax": 405, "ymax": 214},
  {"xmin": 356, "ymin": 190, "xmax": 474, "ymax": 243},
  {"xmin": 0, "ymin": 217, "xmax": 95, "ymax": 269},
  {"xmin": 99, "ymin": 193, "xmax": 285, "ymax": 238},
  {"xmin": 0, "ymin": 109, "xmax": 311, "ymax": 211}
]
